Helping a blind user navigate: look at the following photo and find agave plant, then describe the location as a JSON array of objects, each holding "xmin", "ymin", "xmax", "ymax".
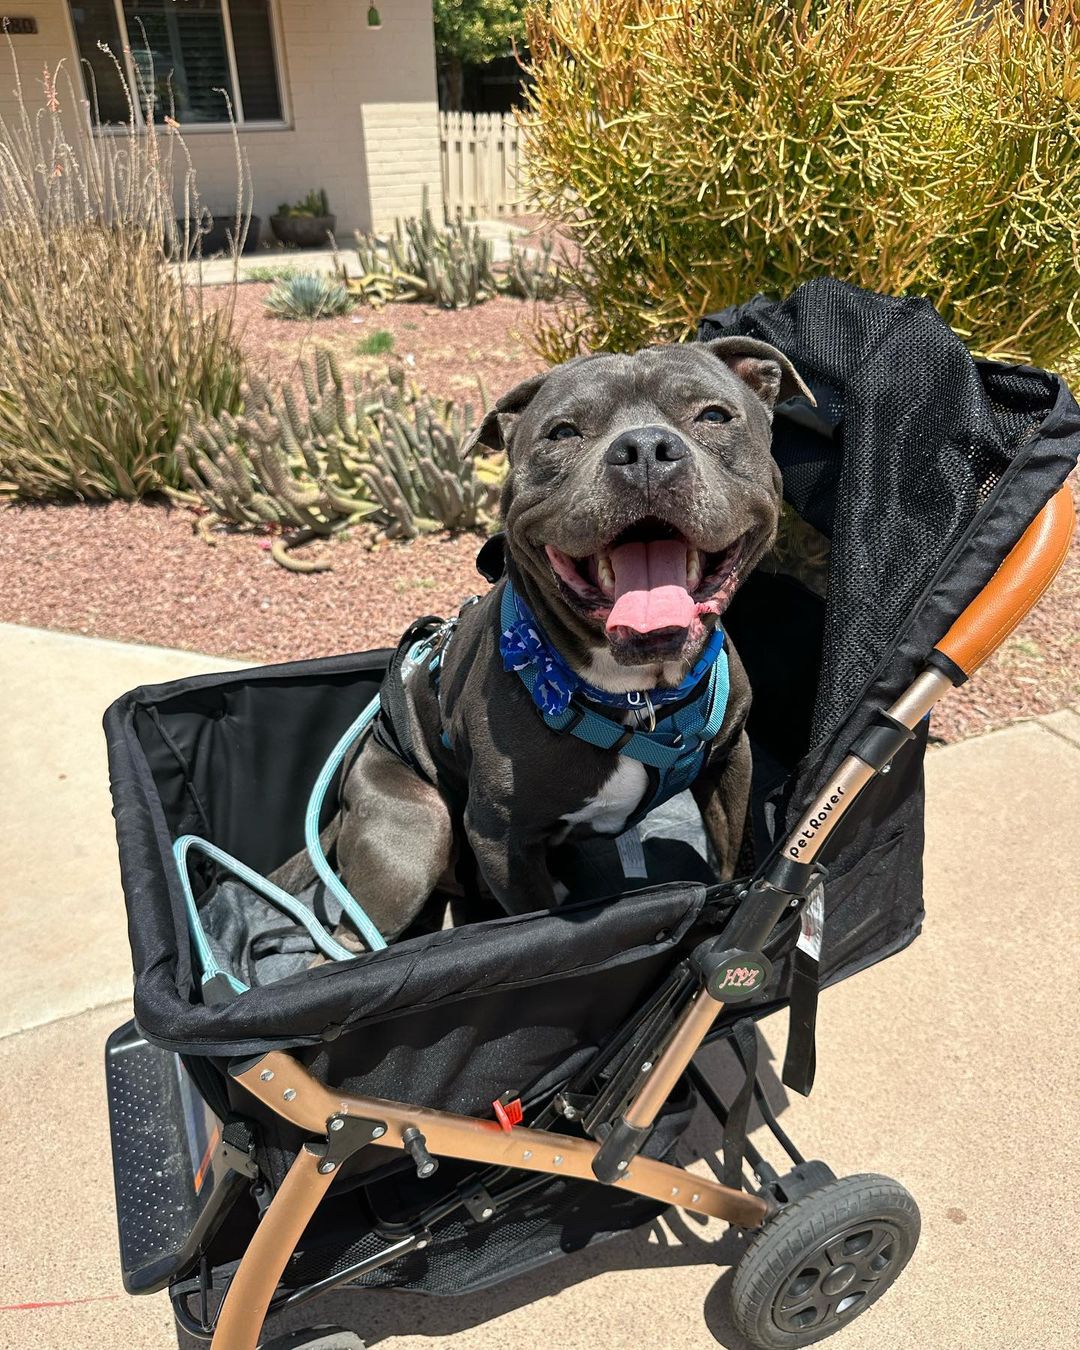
[{"xmin": 264, "ymin": 272, "xmax": 354, "ymax": 321}]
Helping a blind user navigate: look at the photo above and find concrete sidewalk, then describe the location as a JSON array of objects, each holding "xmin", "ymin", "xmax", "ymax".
[
  {"xmin": 0, "ymin": 622, "xmax": 1077, "ymax": 1350},
  {"xmin": 189, "ymin": 219, "xmax": 529, "ymax": 287}
]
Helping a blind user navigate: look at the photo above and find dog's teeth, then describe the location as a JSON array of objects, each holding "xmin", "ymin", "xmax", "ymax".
[
  {"xmin": 597, "ymin": 553, "xmax": 615, "ymax": 598},
  {"xmin": 687, "ymin": 549, "xmax": 703, "ymax": 592}
]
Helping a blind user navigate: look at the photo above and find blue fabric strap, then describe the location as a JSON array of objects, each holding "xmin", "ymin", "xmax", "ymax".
[{"xmin": 500, "ymin": 583, "xmax": 729, "ymax": 814}]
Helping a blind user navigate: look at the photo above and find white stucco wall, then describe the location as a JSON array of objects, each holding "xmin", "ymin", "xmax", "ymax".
[
  {"xmin": 0, "ymin": 1, "xmax": 80, "ymax": 129},
  {"xmin": 0, "ymin": 0, "xmax": 442, "ymax": 235}
]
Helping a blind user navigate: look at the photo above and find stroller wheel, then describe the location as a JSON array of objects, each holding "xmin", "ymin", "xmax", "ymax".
[{"xmin": 730, "ymin": 1173, "xmax": 920, "ymax": 1349}]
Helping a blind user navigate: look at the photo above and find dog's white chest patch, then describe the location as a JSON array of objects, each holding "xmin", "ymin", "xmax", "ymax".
[{"xmin": 560, "ymin": 756, "xmax": 649, "ymax": 837}]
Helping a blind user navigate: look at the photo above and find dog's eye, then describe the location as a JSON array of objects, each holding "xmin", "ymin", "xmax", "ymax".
[
  {"xmin": 697, "ymin": 406, "xmax": 732, "ymax": 424},
  {"xmin": 547, "ymin": 421, "xmax": 581, "ymax": 441}
]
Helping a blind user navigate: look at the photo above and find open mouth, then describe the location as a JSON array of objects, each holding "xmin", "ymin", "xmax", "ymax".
[{"xmin": 543, "ymin": 518, "xmax": 750, "ymax": 640}]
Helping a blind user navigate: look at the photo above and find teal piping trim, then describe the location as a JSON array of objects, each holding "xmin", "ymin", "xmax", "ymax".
[
  {"xmin": 173, "ymin": 834, "xmax": 359, "ymax": 996},
  {"xmin": 302, "ymin": 696, "xmax": 387, "ymax": 952}
]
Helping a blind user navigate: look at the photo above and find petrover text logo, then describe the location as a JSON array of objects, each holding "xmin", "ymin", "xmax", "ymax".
[{"xmin": 788, "ymin": 785, "xmax": 846, "ymax": 858}]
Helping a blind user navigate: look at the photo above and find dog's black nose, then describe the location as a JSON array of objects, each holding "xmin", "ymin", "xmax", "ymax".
[{"xmin": 604, "ymin": 426, "xmax": 689, "ymax": 486}]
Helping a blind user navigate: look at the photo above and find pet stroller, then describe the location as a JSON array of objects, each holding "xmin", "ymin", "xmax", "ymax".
[{"xmin": 104, "ymin": 281, "xmax": 1078, "ymax": 1350}]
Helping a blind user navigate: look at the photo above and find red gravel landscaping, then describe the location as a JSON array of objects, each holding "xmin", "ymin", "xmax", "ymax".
[
  {"xmin": 2, "ymin": 280, "xmax": 1075, "ymax": 744},
  {"xmin": 1, "ymin": 491, "xmax": 1075, "ymax": 745},
  {"xmin": 225, "ymin": 285, "xmax": 555, "ymax": 404}
]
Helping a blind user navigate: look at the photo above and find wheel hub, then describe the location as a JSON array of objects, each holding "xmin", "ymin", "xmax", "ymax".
[
  {"xmin": 820, "ymin": 1262, "xmax": 857, "ymax": 1295},
  {"xmin": 773, "ymin": 1220, "xmax": 900, "ymax": 1334}
]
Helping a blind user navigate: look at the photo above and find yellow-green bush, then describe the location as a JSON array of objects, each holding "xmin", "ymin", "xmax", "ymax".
[{"xmin": 522, "ymin": 0, "xmax": 1080, "ymax": 370}]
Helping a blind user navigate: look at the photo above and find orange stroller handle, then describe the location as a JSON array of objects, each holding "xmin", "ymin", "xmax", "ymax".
[{"xmin": 935, "ymin": 484, "xmax": 1075, "ymax": 678}]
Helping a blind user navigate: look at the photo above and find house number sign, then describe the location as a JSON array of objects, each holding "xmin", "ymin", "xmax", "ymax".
[{"xmin": 1, "ymin": 16, "xmax": 39, "ymax": 34}]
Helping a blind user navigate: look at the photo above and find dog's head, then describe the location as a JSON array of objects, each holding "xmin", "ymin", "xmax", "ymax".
[{"xmin": 467, "ymin": 338, "xmax": 813, "ymax": 685}]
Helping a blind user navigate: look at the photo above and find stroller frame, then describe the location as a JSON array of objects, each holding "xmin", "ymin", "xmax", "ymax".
[{"xmin": 172, "ymin": 486, "xmax": 1071, "ymax": 1350}]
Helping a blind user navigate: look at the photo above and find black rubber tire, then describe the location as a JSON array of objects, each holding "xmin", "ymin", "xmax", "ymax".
[{"xmin": 730, "ymin": 1173, "xmax": 920, "ymax": 1350}]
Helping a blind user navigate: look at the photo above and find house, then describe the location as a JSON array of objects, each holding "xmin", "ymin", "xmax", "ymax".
[{"xmin": 0, "ymin": 0, "xmax": 443, "ymax": 235}]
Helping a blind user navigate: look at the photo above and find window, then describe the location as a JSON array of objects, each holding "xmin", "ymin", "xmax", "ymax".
[{"xmin": 68, "ymin": 0, "xmax": 285, "ymax": 127}]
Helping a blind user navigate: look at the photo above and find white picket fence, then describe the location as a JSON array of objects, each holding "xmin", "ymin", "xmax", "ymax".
[{"xmin": 440, "ymin": 112, "xmax": 528, "ymax": 219}]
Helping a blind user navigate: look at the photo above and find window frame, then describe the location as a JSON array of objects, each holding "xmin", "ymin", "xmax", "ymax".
[{"xmin": 82, "ymin": 0, "xmax": 291, "ymax": 133}]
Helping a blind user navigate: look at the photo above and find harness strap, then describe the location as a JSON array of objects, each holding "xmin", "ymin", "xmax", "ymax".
[
  {"xmin": 501, "ymin": 582, "xmax": 729, "ymax": 815},
  {"xmin": 370, "ymin": 614, "xmax": 452, "ymax": 785}
]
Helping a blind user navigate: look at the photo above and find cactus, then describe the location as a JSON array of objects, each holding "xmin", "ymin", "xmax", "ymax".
[
  {"xmin": 502, "ymin": 234, "xmax": 565, "ymax": 301},
  {"xmin": 346, "ymin": 188, "xmax": 499, "ymax": 309},
  {"xmin": 342, "ymin": 187, "xmax": 564, "ymax": 309},
  {"xmin": 177, "ymin": 351, "xmax": 502, "ymax": 567}
]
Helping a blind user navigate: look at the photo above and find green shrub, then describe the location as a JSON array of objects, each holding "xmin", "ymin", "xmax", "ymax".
[
  {"xmin": 356, "ymin": 328, "xmax": 396, "ymax": 356},
  {"xmin": 177, "ymin": 350, "xmax": 502, "ymax": 564},
  {"xmin": 244, "ymin": 264, "xmax": 304, "ymax": 284},
  {"xmin": 264, "ymin": 272, "xmax": 354, "ymax": 320},
  {"xmin": 0, "ymin": 53, "xmax": 246, "ymax": 500},
  {"xmin": 522, "ymin": 0, "xmax": 1080, "ymax": 368}
]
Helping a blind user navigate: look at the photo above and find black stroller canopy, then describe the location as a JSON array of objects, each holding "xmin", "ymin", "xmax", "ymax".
[{"xmin": 699, "ymin": 277, "xmax": 1078, "ymax": 776}]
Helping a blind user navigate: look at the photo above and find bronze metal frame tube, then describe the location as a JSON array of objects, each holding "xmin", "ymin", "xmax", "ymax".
[
  {"xmin": 210, "ymin": 1144, "xmax": 334, "ymax": 1350},
  {"xmin": 780, "ymin": 667, "xmax": 950, "ymax": 869},
  {"xmin": 232, "ymin": 1052, "xmax": 766, "ymax": 1227},
  {"xmin": 623, "ymin": 987, "xmax": 725, "ymax": 1128},
  {"xmin": 216, "ymin": 1048, "xmax": 770, "ymax": 1349}
]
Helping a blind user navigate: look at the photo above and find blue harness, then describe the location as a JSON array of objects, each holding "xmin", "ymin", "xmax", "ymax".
[{"xmin": 498, "ymin": 583, "xmax": 730, "ymax": 820}]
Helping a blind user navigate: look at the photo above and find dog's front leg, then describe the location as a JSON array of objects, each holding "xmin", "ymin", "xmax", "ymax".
[
  {"xmin": 691, "ymin": 729, "xmax": 752, "ymax": 881},
  {"xmin": 464, "ymin": 801, "xmax": 559, "ymax": 916},
  {"xmin": 336, "ymin": 741, "xmax": 454, "ymax": 942}
]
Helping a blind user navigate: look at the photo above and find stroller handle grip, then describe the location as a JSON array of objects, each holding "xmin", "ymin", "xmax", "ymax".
[{"xmin": 935, "ymin": 484, "xmax": 1075, "ymax": 678}]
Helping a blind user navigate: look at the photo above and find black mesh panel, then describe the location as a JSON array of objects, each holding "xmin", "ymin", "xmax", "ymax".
[{"xmin": 698, "ymin": 279, "xmax": 1062, "ymax": 745}]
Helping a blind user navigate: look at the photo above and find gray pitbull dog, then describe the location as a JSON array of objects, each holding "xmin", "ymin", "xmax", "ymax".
[{"xmin": 277, "ymin": 337, "xmax": 812, "ymax": 942}]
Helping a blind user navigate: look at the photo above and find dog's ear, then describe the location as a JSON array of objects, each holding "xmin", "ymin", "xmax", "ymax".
[
  {"xmin": 463, "ymin": 371, "xmax": 550, "ymax": 456},
  {"xmin": 702, "ymin": 337, "xmax": 816, "ymax": 410}
]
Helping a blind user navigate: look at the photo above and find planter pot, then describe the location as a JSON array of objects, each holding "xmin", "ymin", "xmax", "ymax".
[
  {"xmin": 269, "ymin": 214, "xmax": 337, "ymax": 249},
  {"xmin": 171, "ymin": 215, "xmax": 261, "ymax": 258}
]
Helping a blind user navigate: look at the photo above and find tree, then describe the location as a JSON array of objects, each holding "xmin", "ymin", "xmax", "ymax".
[{"xmin": 433, "ymin": 0, "xmax": 526, "ymax": 111}]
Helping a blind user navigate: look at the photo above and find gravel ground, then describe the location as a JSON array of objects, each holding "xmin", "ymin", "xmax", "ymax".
[
  {"xmin": 0, "ymin": 500, "xmax": 487, "ymax": 663},
  {"xmin": 1, "ymin": 490, "xmax": 1075, "ymax": 743},
  {"xmin": 224, "ymin": 285, "xmax": 555, "ymax": 405},
  {"xmin": 2, "ymin": 279, "xmax": 1074, "ymax": 742}
]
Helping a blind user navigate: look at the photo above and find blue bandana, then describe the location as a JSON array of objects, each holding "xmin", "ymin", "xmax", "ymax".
[{"xmin": 499, "ymin": 586, "xmax": 726, "ymax": 719}]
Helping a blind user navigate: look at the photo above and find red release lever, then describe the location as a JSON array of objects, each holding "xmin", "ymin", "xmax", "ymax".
[{"xmin": 493, "ymin": 1096, "xmax": 523, "ymax": 1131}]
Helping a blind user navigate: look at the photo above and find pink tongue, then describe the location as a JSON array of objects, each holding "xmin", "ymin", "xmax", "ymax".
[{"xmin": 606, "ymin": 540, "xmax": 695, "ymax": 635}]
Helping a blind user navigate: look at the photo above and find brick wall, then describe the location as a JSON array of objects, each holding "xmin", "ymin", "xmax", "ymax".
[{"xmin": 1, "ymin": 0, "xmax": 442, "ymax": 236}]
